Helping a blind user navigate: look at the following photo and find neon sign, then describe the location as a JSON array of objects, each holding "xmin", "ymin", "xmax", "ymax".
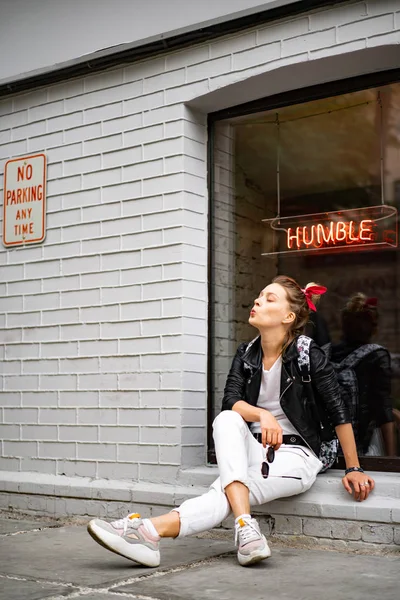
[
  {"xmin": 287, "ymin": 219, "xmax": 375, "ymax": 250},
  {"xmin": 262, "ymin": 205, "xmax": 398, "ymax": 256}
]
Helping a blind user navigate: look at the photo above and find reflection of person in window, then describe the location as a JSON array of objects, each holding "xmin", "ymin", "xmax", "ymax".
[
  {"xmin": 331, "ymin": 294, "xmax": 396, "ymax": 456},
  {"xmin": 304, "ymin": 281, "xmax": 331, "ymax": 347}
]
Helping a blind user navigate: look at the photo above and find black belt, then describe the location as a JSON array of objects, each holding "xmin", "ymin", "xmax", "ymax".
[{"xmin": 252, "ymin": 432, "xmax": 308, "ymax": 448}]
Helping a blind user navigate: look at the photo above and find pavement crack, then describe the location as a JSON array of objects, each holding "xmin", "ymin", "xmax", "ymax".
[
  {"xmin": 31, "ymin": 588, "xmax": 161, "ymax": 600},
  {"xmin": 0, "ymin": 554, "xmax": 233, "ymax": 600},
  {"xmin": 102, "ymin": 593, "xmax": 162, "ymax": 599},
  {"xmin": 0, "ymin": 572, "xmax": 76, "ymax": 588},
  {"xmin": 107, "ymin": 551, "xmax": 234, "ymax": 590}
]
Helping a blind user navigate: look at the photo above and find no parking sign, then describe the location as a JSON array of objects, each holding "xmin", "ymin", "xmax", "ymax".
[{"xmin": 3, "ymin": 153, "xmax": 47, "ymax": 247}]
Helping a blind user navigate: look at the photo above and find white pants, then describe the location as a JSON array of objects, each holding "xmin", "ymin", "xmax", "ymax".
[{"xmin": 175, "ymin": 410, "xmax": 323, "ymax": 537}]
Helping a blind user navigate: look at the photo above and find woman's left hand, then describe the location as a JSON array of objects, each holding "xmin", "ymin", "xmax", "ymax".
[{"xmin": 342, "ymin": 471, "xmax": 375, "ymax": 502}]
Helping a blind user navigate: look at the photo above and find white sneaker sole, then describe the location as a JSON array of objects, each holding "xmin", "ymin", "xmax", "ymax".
[
  {"xmin": 237, "ymin": 541, "xmax": 271, "ymax": 566},
  {"xmin": 87, "ymin": 520, "xmax": 160, "ymax": 567}
]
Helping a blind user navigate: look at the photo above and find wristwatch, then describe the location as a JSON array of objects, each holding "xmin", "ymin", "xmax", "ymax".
[{"xmin": 345, "ymin": 466, "xmax": 365, "ymax": 475}]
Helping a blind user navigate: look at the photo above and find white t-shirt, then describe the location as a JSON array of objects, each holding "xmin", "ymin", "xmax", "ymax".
[{"xmin": 250, "ymin": 356, "xmax": 300, "ymax": 437}]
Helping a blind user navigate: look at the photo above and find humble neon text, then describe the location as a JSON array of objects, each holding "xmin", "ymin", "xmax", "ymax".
[{"xmin": 287, "ymin": 219, "xmax": 375, "ymax": 250}]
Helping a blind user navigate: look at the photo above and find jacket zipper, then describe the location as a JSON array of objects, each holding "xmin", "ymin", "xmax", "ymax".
[
  {"xmin": 244, "ymin": 361, "xmax": 254, "ymax": 383},
  {"xmin": 279, "ymin": 373, "xmax": 316, "ymax": 455},
  {"xmin": 279, "ymin": 378, "xmax": 292, "ymax": 401}
]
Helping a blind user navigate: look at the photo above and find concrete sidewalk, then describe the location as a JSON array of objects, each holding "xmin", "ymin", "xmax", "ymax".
[{"xmin": 0, "ymin": 511, "xmax": 398, "ymax": 600}]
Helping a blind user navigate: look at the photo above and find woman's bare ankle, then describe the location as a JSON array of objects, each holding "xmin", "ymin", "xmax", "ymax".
[
  {"xmin": 150, "ymin": 511, "xmax": 180, "ymax": 538},
  {"xmin": 224, "ymin": 481, "xmax": 251, "ymax": 518}
]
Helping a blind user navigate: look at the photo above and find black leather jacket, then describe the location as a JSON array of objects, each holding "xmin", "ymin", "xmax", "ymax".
[{"xmin": 221, "ymin": 336, "xmax": 351, "ymax": 455}]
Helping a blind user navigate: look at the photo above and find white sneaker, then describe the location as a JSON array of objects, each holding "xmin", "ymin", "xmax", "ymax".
[
  {"xmin": 87, "ymin": 513, "xmax": 160, "ymax": 567},
  {"xmin": 235, "ymin": 516, "xmax": 271, "ymax": 566}
]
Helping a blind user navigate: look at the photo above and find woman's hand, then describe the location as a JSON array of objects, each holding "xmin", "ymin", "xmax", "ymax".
[
  {"xmin": 259, "ymin": 410, "xmax": 283, "ymax": 450},
  {"xmin": 342, "ymin": 471, "xmax": 375, "ymax": 502}
]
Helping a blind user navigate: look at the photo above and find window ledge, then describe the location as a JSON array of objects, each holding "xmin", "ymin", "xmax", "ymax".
[
  {"xmin": 0, "ymin": 469, "xmax": 399, "ymax": 530},
  {"xmin": 178, "ymin": 467, "xmax": 400, "ymax": 524}
]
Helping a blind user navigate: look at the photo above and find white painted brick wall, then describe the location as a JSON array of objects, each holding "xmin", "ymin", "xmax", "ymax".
[{"xmin": 0, "ymin": 0, "xmax": 398, "ymax": 482}]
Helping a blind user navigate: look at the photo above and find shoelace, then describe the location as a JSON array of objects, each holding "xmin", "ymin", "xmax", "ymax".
[
  {"xmin": 112, "ymin": 513, "xmax": 140, "ymax": 535},
  {"xmin": 234, "ymin": 519, "xmax": 261, "ymax": 546}
]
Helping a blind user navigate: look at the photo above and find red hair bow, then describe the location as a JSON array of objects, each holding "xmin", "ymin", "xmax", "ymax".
[
  {"xmin": 366, "ymin": 297, "xmax": 378, "ymax": 307},
  {"xmin": 301, "ymin": 285, "xmax": 328, "ymax": 312}
]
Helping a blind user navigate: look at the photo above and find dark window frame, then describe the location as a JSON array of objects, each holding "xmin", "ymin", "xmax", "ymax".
[{"xmin": 207, "ymin": 67, "xmax": 400, "ymax": 472}]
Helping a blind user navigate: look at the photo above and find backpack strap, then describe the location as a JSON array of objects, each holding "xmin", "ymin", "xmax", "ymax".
[
  {"xmin": 297, "ymin": 335, "xmax": 312, "ymax": 383},
  {"xmin": 335, "ymin": 344, "xmax": 383, "ymax": 370},
  {"xmin": 297, "ymin": 335, "xmax": 336, "ymax": 443},
  {"xmin": 297, "ymin": 335, "xmax": 323, "ymax": 425}
]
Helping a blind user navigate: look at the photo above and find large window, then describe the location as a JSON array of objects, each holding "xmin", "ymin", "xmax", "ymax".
[{"xmin": 209, "ymin": 81, "xmax": 400, "ymax": 470}]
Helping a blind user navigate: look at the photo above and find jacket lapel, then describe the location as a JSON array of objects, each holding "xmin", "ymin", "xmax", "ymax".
[{"xmin": 242, "ymin": 336, "xmax": 262, "ymax": 373}]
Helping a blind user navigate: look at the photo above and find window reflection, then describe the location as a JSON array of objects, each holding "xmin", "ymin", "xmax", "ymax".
[
  {"xmin": 328, "ymin": 293, "xmax": 395, "ymax": 457},
  {"xmin": 211, "ymin": 83, "xmax": 400, "ymax": 462}
]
